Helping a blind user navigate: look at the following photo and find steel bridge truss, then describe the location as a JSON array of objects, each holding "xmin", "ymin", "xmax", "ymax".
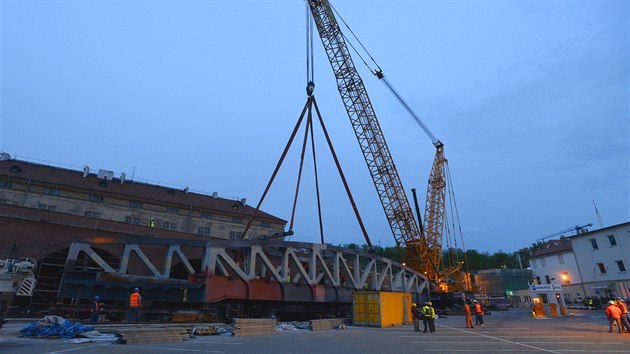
[{"xmin": 59, "ymin": 236, "xmax": 427, "ymax": 304}]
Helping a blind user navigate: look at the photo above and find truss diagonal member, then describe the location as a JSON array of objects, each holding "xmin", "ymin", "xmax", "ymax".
[
  {"xmin": 66, "ymin": 243, "xmax": 116, "ymax": 273},
  {"xmin": 120, "ymin": 245, "xmax": 162, "ymax": 277}
]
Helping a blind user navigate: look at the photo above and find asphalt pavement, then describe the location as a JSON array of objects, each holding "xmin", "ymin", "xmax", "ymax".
[{"xmin": 1, "ymin": 309, "xmax": 629, "ymax": 354}]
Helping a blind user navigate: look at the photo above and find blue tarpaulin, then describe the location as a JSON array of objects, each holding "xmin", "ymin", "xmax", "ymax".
[{"xmin": 19, "ymin": 319, "xmax": 95, "ymax": 339}]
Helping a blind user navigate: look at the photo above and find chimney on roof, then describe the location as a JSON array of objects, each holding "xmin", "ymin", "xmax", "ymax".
[
  {"xmin": 0, "ymin": 152, "xmax": 11, "ymax": 161},
  {"xmin": 97, "ymin": 169, "xmax": 114, "ymax": 180},
  {"xmin": 212, "ymin": 192, "xmax": 218, "ymax": 199},
  {"xmin": 184, "ymin": 187, "xmax": 189, "ymax": 194},
  {"xmin": 120, "ymin": 172, "xmax": 126, "ymax": 184},
  {"xmin": 240, "ymin": 198, "xmax": 246, "ymax": 206},
  {"xmin": 83, "ymin": 166, "xmax": 90, "ymax": 178}
]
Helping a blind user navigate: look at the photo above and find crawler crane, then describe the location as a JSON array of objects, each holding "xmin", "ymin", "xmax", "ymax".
[{"xmin": 307, "ymin": 0, "xmax": 467, "ymax": 292}]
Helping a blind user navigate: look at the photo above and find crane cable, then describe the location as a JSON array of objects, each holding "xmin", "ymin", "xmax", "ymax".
[
  {"xmin": 329, "ymin": 2, "xmax": 441, "ymax": 148},
  {"xmin": 329, "ymin": 2, "xmax": 382, "ymax": 73},
  {"xmin": 306, "ymin": 3, "xmax": 315, "ymax": 96}
]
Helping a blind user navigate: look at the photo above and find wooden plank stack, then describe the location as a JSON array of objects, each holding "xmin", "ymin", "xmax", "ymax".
[
  {"xmin": 117, "ymin": 327, "xmax": 189, "ymax": 345},
  {"xmin": 232, "ymin": 318, "xmax": 277, "ymax": 337},
  {"xmin": 310, "ymin": 318, "xmax": 346, "ymax": 331},
  {"xmin": 171, "ymin": 313, "xmax": 199, "ymax": 323}
]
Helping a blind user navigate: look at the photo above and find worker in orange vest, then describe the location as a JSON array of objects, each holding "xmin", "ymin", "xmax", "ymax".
[
  {"xmin": 606, "ymin": 300, "xmax": 622, "ymax": 333},
  {"xmin": 473, "ymin": 300, "xmax": 484, "ymax": 325},
  {"xmin": 463, "ymin": 300, "xmax": 474, "ymax": 328},
  {"xmin": 128, "ymin": 288, "xmax": 142, "ymax": 325},
  {"xmin": 90, "ymin": 296, "xmax": 104, "ymax": 323},
  {"xmin": 614, "ymin": 298, "xmax": 629, "ymax": 333}
]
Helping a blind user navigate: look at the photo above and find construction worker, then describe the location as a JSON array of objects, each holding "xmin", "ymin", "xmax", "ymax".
[
  {"xmin": 149, "ymin": 218, "xmax": 155, "ymax": 228},
  {"xmin": 90, "ymin": 296, "xmax": 104, "ymax": 323},
  {"xmin": 606, "ymin": 300, "xmax": 622, "ymax": 333},
  {"xmin": 473, "ymin": 300, "xmax": 484, "ymax": 325},
  {"xmin": 411, "ymin": 303, "xmax": 420, "ymax": 332},
  {"xmin": 615, "ymin": 298, "xmax": 629, "ymax": 332},
  {"xmin": 422, "ymin": 301, "xmax": 436, "ymax": 333},
  {"xmin": 129, "ymin": 288, "xmax": 142, "ymax": 325},
  {"xmin": 463, "ymin": 300, "xmax": 474, "ymax": 328}
]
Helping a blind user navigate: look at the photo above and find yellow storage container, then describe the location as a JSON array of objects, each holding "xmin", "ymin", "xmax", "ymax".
[{"xmin": 353, "ymin": 291, "xmax": 412, "ymax": 327}]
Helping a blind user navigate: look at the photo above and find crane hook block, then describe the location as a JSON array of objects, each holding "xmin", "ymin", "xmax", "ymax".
[
  {"xmin": 375, "ymin": 70, "xmax": 385, "ymax": 79},
  {"xmin": 306, "ymin": 81, "xmax": 315, "ymax": 96}
]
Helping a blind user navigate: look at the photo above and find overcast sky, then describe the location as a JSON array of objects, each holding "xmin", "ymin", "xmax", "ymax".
[{"xmin": 1, "ymin": 0, "xmax": 628, "ymax": 253}]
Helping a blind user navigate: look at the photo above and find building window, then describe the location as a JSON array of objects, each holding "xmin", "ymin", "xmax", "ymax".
[
  {"xmin": 37, "ymin": 203, "xmax": 57, "ymax": 211},
  {"xmin": 129, "ymin": 201, "xmax": 144, "ymax": 208},
  {"xmin": 616, "ymin": 260, "xmax": 626, "ymax": 273},
  {"xmin": 0, "ymin": 181, "xmax": 12, "ymax": 188},
  {"xmin": 540, "ymin": 258, "xmax": 546, "ymax": 267},
  {"xmin": 125, "ymin": 216, "xmax": 140, "ymax": 224},
  {"xmin": 43, "ymin": 188, "xmax": 61, "ymax": 196},
  {"xmin": 596, "ymin": 262, "xmax": 606, "ymax": 274},
  {"xmin": 198, "ymin": 227, "xmax": 211, "ymax": 236},
  {"xmin": 544, "ymin": 275, "xmax": 550, "ymax": 284},
  {"xmin": 200, "ymin": 213, "xmax": 211, "ymax": 219},
  {"xmin": 261, "ymin": 222, "xmax": 271, "ymax": 228},
  {"xmin": 166, "ymin": 207, "xmax": 179, "ymax": 214},
  {"xmin": 606, "ymin": 235, "xmax": 617, "ymax": 247},
  {"xmin": 88, "ymin": 194, "xmax": 104, "ymax": 202},
  {"xmin": 229, "ymin": 231, "xmax": 242, "ymax": 240},
  {"xmin": 163, "ymin": 222, "xmax": 177, "ymax": 230},
  {"xmin": 535, "ymin": 276, "xmax": 541, "ymax": 284},
  {"xmin": 531, "ymin": 259, "xmax": 537, "ymax": 268},
  {"xmin": 83, "ymin": 210, "xmax": 101, "ymax": 218},
  {"xmin": 231, "ymin": 217, "xmax": 242, "ymax": 223},
  {"xmin": 558, "ymin": 254, "xmax": 565, "ymax": 264},
  {"xmin": 561, "ymin": 272, "xmax": 570, "ymax": 284},
  {"xmin": 589, "ymin": 238, "xmax": 599, "ymax": 250}
]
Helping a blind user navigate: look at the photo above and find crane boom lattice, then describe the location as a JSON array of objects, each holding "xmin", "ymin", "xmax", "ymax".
[
  {"xmin": 308, "ymin": 0, "xmax": 424, "ymax": 268},
  {"xmin": 423, "ymin": 144, "xmax": 447, "ymax": 279}
]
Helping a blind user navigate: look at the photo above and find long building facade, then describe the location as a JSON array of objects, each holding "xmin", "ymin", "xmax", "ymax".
[{"xmin": 0, "ymin": 157, "xmax": 287, "ymax": 310}]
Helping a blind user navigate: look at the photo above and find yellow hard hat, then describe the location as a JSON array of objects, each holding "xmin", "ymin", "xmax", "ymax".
[
  {"xmin": 427, "ymin": 301, "xmax": 432, "ymax": 306},
  {"xmin": 412, "ymin": 303, "xmax": 417, "ymax": 307}
]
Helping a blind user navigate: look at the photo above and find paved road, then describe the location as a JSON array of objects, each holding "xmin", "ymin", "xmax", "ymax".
[{"xmin": 1, "ymin": 309, "xmax": 629, "ymax": 354}]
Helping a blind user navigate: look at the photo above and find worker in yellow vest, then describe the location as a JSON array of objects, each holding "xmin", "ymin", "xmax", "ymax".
[{"xmin": 422, "ymin": 301, "xmax": 436, "ymax": 333}]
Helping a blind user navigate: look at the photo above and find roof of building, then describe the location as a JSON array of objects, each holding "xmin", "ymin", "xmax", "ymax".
[
  {"xmin": 0, "ymin": 159, "xmax": 286, "ymax": 223},
  {"xmin": 530, "ymin": 238, "xmax": 572, "ymax": 258},
  {"xmin": 566, "ymin": 221, "xmax": 630, "ymax": 238}
]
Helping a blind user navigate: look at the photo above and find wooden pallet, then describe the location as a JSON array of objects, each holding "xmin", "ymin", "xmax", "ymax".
[
  {"xmin": 310, "ymin": 318, "xmax": 345, "ymax": 331},
  {"xmin": 232, "ymin": 318, "xmax": 277, "ymax": 337},
  {"xmin": 118, "ymin": 327, "xmax": 189, "ymax": 345}
]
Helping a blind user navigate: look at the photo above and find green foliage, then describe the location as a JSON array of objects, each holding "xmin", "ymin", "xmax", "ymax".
[{"xmin": 340, "ymin": 243, "xmax": 537, "ymax": 272}]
